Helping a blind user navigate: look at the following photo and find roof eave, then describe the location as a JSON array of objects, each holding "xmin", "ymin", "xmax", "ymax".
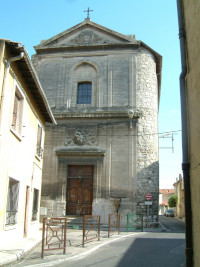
[
  {"xmin": 34, "ymin": 20, "xmax": 134, "ymax": 49},
  {"xmin": 22, "ymin": 48, "xmax": 57, "ymax": 124},
  {"xmin": 4, "ymin": 39, "xmax": 56, "ymax": 124}
]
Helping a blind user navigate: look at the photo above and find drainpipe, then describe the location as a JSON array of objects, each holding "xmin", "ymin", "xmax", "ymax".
[
  {"xmin": 0, "ymin": 51, "xmax": 24, "ymax": 130},
  {"xmin": 177, "ymin": 1, "xmax": 193, "ymax": 266}
]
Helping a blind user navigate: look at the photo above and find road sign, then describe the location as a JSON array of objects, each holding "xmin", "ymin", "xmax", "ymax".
[
  {"xmin": 145, "ymin": 201, "xmax": 152, "ymax": 205},
  {"xmin": 145, "ymin": 193, "xmax": 152, "ymax": 201}
]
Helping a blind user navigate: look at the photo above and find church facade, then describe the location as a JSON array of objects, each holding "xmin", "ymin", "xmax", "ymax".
[{"xmin": 32, "ymin": 19, "xmax": 162, "ymax": 225}]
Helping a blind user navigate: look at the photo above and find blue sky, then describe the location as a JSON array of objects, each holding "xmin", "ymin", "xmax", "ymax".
[{"xmin": 0, "ymin": 0, "xmax": 182, "ymax": 189}]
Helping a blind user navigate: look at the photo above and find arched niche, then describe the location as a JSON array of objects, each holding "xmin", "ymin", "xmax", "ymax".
[{"xmin": 68, "ymin": 61, "xmax": 101, "ymax": 108}]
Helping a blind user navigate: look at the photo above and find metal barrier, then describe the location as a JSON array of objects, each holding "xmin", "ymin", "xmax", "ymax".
[
  {"xmin": 83, "ymin": 215, "xmax": 100, "ymax": 247},
  {"xmin": 41, "ymin": 217, "xmax": 67, "ymax": 258},
  {"xmin": 127, "ymin": 213, "xmax": 143, "ymax": 232},
  {"xmin": 108, "ymin": 213, "xmax": 120, "ymax": 237}
]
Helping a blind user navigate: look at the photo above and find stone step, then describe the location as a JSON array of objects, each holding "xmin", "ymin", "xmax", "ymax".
[{"xmin": 65, "ymin": 216, "xmax": 110, "ymax": 230}]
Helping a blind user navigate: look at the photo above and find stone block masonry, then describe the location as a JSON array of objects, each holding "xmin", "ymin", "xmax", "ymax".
[{"xmin": 32, "ymin": 19, "xmax": 162, "ymax": 226}]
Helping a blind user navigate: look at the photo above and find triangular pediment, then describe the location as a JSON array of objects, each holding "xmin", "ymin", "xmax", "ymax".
[{"xmin": 35, "ymin": 20, "xmax": 137, "ymax": 49}]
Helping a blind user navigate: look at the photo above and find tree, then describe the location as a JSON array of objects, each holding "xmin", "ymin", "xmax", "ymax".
[{"xmin": 168, "ymin": 194, "xmax": 178, "ymax": 208}]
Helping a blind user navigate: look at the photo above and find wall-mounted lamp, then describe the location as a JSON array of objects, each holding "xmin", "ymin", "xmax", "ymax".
[{"xmin": 128, "ymin": 110, "xmax": 134, "ymax": 129}]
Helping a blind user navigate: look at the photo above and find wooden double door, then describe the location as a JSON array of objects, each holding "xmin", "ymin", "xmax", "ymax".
[{"xmin": 66, "ymin": 165, "xmax": 93, "ymax": 215}]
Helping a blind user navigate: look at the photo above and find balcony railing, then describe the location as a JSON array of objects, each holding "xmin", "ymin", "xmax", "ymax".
[{"xmin": 6, "ymin": 211, "xmax": 17, "ymax": 225}]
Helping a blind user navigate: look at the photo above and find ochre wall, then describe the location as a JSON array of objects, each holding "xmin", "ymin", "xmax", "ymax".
[
  {"xmin": 183, "ymin": 1, "xmax": 200, "ymax": 266},
  {"xmin": 0, "ymin": 42, "xmax": 46, "ymax": 244}
]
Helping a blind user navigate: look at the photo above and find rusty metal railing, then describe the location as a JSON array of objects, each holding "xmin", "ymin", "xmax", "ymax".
[
  {"xmin": 41, "ymin": 217, "xmax": 67, "ymax": 258},
  {"xmin": 82, "ymin": 215, "xmax": 100, "ymax": 247},
  {"xmin": 108, "ymin": 213, "xmax": 120, "ymax": 237}
]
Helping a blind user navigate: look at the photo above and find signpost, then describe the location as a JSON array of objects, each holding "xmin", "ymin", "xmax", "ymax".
[
  {"xmin": 145, "ymin": 193, "xmax": 152, "ymax": 227},
  {"xmin": 145, "ymin": 201, "xmax": 152, "ymax": 205},
  {"xmin": 145, "ymin": 193, "xmax": 152, "ymax": 201}
]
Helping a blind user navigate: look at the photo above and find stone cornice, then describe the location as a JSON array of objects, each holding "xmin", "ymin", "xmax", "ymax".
[
  {"xmin": 53, "ymin": 111, "xmax": 141, "ymax": 119},
  {"xmin": 56, "ymin": 146, "xmax": 106, "ymax": 157},
  {"xmin": 34, "ymin": 42, "xmax": 140, "ymax": 54}
]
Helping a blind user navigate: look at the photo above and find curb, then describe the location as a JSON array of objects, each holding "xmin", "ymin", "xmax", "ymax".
[
  {"xmin": 22, "ymin": 232, "xmax": 146, "ymax": 267},
  {"xmin": 0, "ymin": 239, "xmax": 41, "ymax": 267},
  {"xmin": 0, "ymin": 250, "xmax": 24, "ymax": 266},
  {"xmin": 158, "ymin": 221, "xmax": 169, "ymax": 232}
]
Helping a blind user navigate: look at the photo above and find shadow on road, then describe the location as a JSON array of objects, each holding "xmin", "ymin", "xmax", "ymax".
[{"xmin": 116, "ymin": 234, "xmax": 186, "ymax": 267}]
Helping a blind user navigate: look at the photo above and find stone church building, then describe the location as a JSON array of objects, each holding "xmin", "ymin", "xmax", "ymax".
[{"xmin": 32, "ymin": 18, "xmax": 162, "ymax": 225}]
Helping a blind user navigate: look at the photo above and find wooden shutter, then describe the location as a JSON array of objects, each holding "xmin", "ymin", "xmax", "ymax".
[
  {"xmin": 12, "ymin": 94, "xmax": 20, "ymax": 130},
  {"xmin": 36, "ymin": 125, "xmax": 42, "ymax": 156}
]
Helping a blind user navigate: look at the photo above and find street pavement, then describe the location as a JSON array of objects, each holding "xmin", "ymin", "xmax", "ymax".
[
  {"xmin": 0, "ymin": 216, "xmax": 185, "ymax": 267},
  {"xmin": 0, "ymin": 230, "xmax": 150, "ymax": 267},
  {"xmin": 56, "ymin": 232, "xmax": 186, "ymax": 267},
  {"xmin": 159, "ymin": 215, "xmax": 185, "ymax": 233}
]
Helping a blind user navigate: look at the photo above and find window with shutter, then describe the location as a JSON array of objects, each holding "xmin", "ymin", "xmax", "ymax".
[
  {"xmin": 36, "ymin": 124, "xmax": 43, "ymax": 158},
  {"xmin": 11, "ymin": 85, "xmax": 24, "ymax": 137},
  {"xmin": 32, "ymin": 189, "xmax": 39, "ymax": 221},
  {"xmin": 6, "ymin": 178, "xmax": 20, "ymax": 225}
]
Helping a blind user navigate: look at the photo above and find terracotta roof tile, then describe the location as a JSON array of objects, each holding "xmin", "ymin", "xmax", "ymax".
[{"xmin": 159, "ymin": 189, "xmax": 174, "ymax": 194}]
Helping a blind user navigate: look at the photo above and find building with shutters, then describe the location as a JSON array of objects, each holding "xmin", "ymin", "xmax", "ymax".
[
  {"xmin": 159, "ymin": 189, "xmax": 175, "ymax": 215},
  {"xmin": 32, "ymin": 18, "xmax": 162, "ymax": 225},
  {"xmin": 0, "ymin": 39, "xmax": 55, "ymax": 245}
]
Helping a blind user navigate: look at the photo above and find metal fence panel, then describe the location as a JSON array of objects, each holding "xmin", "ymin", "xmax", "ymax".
[
  {"xmin": 108, "ymin": 213, "xmax": 120, "ymax": 237},
  {"xmin": 127, "ymin": 213, "xmax": 143, "ymax": 232},
  {"xmin": 41, "ymin": 217, "xmax": 67, "ymax": 258},
  {"xmin": 83, "ymin": 215, "xmax": 100, "ymax": 247}
]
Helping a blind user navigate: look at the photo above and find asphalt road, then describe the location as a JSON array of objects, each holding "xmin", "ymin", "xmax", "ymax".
[
  {"xmin": 59, "ymin": 216, "xmax": 186, "ymax": 267},
  {"xmin": 56, "ymin": 232, "xmax": 185, "ymax": 267},
  {"xmin": 50, "ymin": 216, "xmax": 186, "ymax": 267},
  {"xmin": 12, "ymin": 216, "xmax": 186, "ymax": 267},
  {"xmin": 159, "ymin": 215, "xmax": 185, "ymax": 233}
]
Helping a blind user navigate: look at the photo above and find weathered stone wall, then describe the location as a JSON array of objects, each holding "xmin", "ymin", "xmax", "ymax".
[
  {"xmin": 136, "ymin": 48, "xmax": 159, "ymax": 218},
  {"xmin": 41, "ymin": 118, "xmax": 137, "ymax": 226},
  {"xmin": 33, "ymin": 26, "xmax": 160, "ymax": 226},
  {"xmin": 32, "ymin": 54, "xmax": 132, "ymax": 111}
]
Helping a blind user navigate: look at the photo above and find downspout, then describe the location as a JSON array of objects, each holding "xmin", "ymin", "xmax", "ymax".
[
  {"xmin": 0, "ymin": 51, "xmax": 24, "ymax": 124},
  {"xmin": 177, "ymin": 1, "xmax": 193, "ymax": 267}
]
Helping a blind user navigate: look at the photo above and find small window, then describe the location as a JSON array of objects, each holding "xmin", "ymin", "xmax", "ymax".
[
  {"xmin": 11, "ymin": 87, "xmax": 24, "ymax": 136},
  {"xmin": 32, "ymin": 189, "xmax": 39, "ymax": 221},
  {"xmin": 36, "ymin": 124, "xmax": 43, "ymax": 158},
  {"xmin": 77, "ymin": 82, "xmax": 92, "ymax": 104},
  {"xmin": 6, "ymin": 178, "xmax": 20, "ymax": 225}
]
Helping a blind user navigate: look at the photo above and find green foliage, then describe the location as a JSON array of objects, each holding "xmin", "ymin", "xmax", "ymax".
[{"xmin": 168, "ymin": 194, "xmax": 178, "ymax": 208}]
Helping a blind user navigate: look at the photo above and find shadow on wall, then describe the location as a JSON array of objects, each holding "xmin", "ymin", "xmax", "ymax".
[{"xmin": 40, "ymin": 161, "xmax": 159, "ymax": 221}]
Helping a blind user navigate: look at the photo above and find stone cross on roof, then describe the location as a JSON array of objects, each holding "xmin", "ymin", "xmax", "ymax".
[{"xmin": 84, "ymin": 7, "xmax": 93, "ymax": 19}]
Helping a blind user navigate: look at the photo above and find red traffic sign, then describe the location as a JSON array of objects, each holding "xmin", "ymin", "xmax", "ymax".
[{"xmin": 145, "ymin": 193, "xmax": 152, "ymax": 201}]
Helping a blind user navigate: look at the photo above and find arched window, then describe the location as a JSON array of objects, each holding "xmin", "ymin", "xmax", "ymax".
[{"xmin": 77, "ymin": 82, "xmax": 92, "ymax": 104}]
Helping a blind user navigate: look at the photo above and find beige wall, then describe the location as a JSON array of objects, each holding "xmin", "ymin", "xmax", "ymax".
[
  {"xmin": 0, "ymin": 43, "xmax": 46, "ymax": 244},
  {"xmin": 35, "ymin": 42, "xmax": 159, "ymax": 224},
  {"xmin": 183, "ymin": 1, "xmax": 200, "ymax": 266},
  {"xmin": 174, "ymin": 179, "xmax": 185, "ymax": 219}
]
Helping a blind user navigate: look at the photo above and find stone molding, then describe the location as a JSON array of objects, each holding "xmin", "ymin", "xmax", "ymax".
[
  {"xmin": 56, "ymin": 146, "xmax": 106, "ymax": 157},
  {"xmin": 54, "ymin": 111, "xmax": 141, "ymax": 119}
]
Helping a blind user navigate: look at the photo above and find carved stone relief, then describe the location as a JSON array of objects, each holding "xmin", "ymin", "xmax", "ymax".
[
  {"xmin": 65, "ymin": 127, "xmax": 98, "ymax": 146},
  {"xmin": 45, "ymin": 29, "xmax": 123, "ymax": 48},
  {"xmin": 69, "ymin": 30, "xmax": 112, "ymax": 46}
]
